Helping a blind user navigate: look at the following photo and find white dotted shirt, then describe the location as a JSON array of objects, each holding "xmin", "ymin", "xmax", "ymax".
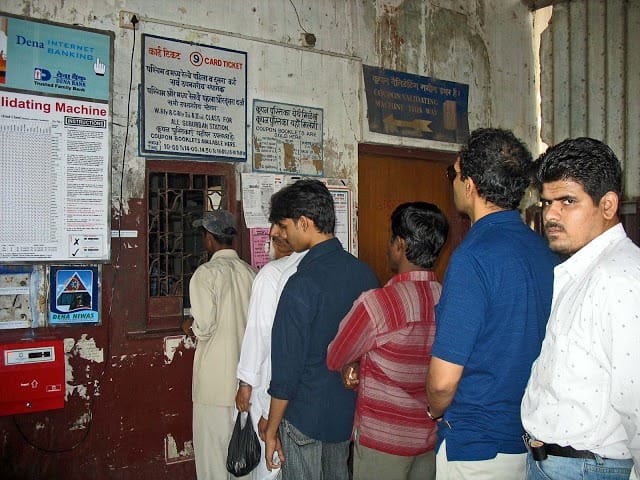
[{"xmin": 522, "ymin": 223, "xmax": 640, "ymax": 472}]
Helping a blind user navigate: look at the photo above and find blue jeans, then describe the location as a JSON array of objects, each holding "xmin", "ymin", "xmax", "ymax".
[
  {"xmin": 526, "ymin": 452, "xmax": 633, "ymax": 480},
  {"xmin": 279, "ymin": 418, "xmax": 350, "ymax": 480}
]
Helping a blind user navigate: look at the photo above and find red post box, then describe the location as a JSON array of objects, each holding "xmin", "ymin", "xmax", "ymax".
[{"xmin": 0, "ymin": 340, "xmax": 65, "ymax": 416}]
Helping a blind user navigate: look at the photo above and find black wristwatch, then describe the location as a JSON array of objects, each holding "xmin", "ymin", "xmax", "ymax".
[{"xmin": 427, "ymin": 405, "xmax": 443, "ymax": 421}]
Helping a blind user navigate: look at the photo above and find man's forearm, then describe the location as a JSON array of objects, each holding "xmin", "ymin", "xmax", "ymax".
[
  {"xmin": 426, "ymin": 356, "xmax": 463, "ymax": 418},
  {"xmin": 426, "ymin": 386, "xmax": 456, "ymax": 418},
  {"xmin": 266, "ymin": 397, "xmax": 289, "ymax": 436},
  {"xmin": 264, "ymin": 397, "xmax": 289, "ymax": 471}
]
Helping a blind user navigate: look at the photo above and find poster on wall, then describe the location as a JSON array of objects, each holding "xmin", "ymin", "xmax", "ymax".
[
  {"xmin": 252, "ymin": 99, "xmax": 323, "ymax": 175},
  {"xmin": 241, "ymin": 172, "xmax": 286, "ymax": 229},
  {"xmin": 141, "ymin": 34, "xmax": 247, "ymax": 161},
  {"xmin": 249, "ymin": 227, "xmax": 271, "ymax": 269},
  {"xmin": 0, "ymin": 14, "xmax": 112, "ymax": 264},
  {"xmin": 0, "ymin": 92, "xmax": 110, "ymax": 262},
  {"xmin": 0, "ymin": 13, "xmax": 112, "ymax": 100},
  {"xmin": 241, "ymin": 173, "xmax": 353, "ymax": 253},
  {"xmin": 329, "ymin": 187, "xmax": 352, "ymax": 253},
  {"xmin": 362, "ymin": 65, "xmax": 469, "ymax": 144},
  {"xmin": 49, "ymin": 265, "xmax": 100, "ymax": 325}
]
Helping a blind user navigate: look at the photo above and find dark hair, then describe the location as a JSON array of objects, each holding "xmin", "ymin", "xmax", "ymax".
[
  {"xmin": 535, "ymin": 137, "xmax": 622, "ymax": 205},
  {"xmin": 391, "ymin": 202, "xmax": 449, "ymax": 269},
  {"xmin": 459, "ymin": 128, "xmax": 533, "ymax": 209},
  {"xmin": 212, "ymin": 232, "xmax": 235, "ymax": 246},
  {"xmin": 268, "ymin": 179, "xmax": 336, "ymax": 234}
]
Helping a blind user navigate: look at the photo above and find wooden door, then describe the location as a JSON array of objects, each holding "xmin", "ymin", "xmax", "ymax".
[{"xmin": 358, "ymin": 144, "xmax": 469, "ymax": 285}]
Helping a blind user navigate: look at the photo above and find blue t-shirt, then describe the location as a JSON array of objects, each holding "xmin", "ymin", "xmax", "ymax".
[
  {"xmin": 269, "ymin": 238, "xmax": 379, "ymax": 442},
  {"xmin": 431, "ymin": 210, "xmax": 558, "ymax": 461}
]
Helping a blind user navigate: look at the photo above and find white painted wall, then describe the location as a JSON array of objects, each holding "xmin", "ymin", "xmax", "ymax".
[{"xmin": 1, "ymin": 0, "xmax": 538, "ymax": 211}]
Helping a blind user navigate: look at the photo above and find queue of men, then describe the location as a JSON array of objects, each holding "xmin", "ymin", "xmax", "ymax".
[{"xmin": 184, "ymin": 130, "xmax": 640, "ymax": 480}]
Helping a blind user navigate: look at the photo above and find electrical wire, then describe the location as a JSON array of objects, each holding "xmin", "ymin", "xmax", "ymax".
[
  {"xmin": 288, "ymin": 0, "xmax": 309, "ymax": 33},
  {"xmin": 13, "ymin": 20, "xmax": 138, "ymax": 454}
]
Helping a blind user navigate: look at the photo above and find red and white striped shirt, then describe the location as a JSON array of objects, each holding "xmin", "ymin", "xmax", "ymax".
[{"xmin": 327, "ymin": 270, "xmax": 440, "ymax": 456}]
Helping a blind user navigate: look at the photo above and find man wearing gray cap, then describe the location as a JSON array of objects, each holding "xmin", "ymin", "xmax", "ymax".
[{"xmin": 182, "ymin": 209, "xmax": 256, "ymax": 480}]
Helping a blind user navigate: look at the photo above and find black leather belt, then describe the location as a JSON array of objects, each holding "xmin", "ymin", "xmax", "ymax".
[
  {"xmin": 523, "ymin": 433, "xmax": 598, "ymax": 461},
  {"xmin": 544, "ymin": 443, "xmax": 596, "ymax": 460}
]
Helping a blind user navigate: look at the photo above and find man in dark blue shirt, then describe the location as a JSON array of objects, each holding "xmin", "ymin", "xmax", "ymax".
[
  {"xmin": 264, "ymin": 179, "xmax": 379, "ymax": 480},
  {"xmin": 426, "ymin": 129, "xmax": 558, "ymax": 479}
]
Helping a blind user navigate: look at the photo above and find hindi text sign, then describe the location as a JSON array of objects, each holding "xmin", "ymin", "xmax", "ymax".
[
  {"xmin": 252, "ymin": 99, "xmax": 323, "ymax": 175},
  {"xmin": 363, "ymin": 65, "xmax": 469, "ymax": 144},
  {"xmin": 142, "ymin": 34, "xmax": 247, "ymax": 161}
]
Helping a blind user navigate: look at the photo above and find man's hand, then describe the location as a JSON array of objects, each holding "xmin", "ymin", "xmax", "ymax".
[
  {"xmin": 257, "ymin": 415, "xmax": 268, "ymax": 441},
  {"xmin": 264, "ymin": 398, "xmax": 288, "ymax": 471},
  {"xmin": 181, "ymin": 317, "xmax": 194, "ymax": 337},
  {"xmin": 341, "ymin": 361, "xmax": 360, "ymax": 389},
  {"xmin": 264, "ymin": 429, "xmax": 284, "ymax": 471},
  {"xmin": 235, "ymin": 384, "xmax": 252, "ymax": 412}
]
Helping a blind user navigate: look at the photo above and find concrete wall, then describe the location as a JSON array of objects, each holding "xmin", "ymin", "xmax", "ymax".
[
  {"xmin": 0, "ymin": 1, "xmax": 537, "ymax": 478},
  {"xmin": 539, "ymin": 0, "xmax": 640, "ymax": 198},
  {"xmin": 1, "ymin": 0, "xmax": 538, "ymax": 207}
]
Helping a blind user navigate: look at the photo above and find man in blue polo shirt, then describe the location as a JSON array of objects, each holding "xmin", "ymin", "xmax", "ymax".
[
  {"xmin": 263, "ymin": 179, "xmax": 379, "ymax": 480},
  {"xmin": 426, "ymin": 128, "xmax": 558, "ymax": 479}
]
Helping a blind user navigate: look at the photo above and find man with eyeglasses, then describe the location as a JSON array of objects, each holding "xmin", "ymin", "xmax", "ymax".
[{"xmin": 426, "ymin": 128, "xmax": 558, "ymax": 479}]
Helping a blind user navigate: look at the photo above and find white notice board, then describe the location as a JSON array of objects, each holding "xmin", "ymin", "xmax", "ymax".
[
  {"xmin": 141, "ymin": 34, "xmax": 247, "ymax": 160},
  {"xmin": 0, "ymin": 92, "xmax": 110, "ymax": 262}
]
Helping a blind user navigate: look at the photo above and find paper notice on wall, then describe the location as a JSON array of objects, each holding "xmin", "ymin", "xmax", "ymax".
[
  {"xmin": 0, "ymin": 92, "xmax": 110, "ymax": 262},
  {"xmin": 241, "ymin": 173, "xmax": 286, "ymax": 228}
]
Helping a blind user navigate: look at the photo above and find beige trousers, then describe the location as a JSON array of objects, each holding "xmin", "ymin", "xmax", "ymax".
[
  {"xmin": 193, "ymin": 403, "xmax": 251, "ymax": 480},
  {"xmin": 435, "ymin": 439, "xmax": 526, "ymax": 480}
]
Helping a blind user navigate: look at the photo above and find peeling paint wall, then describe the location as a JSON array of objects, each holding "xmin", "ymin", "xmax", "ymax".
[
  {"xmin": 0, "ymin": 1, "xmax": 537, "ymax": 478},
  {"xmin": 1, "ymin": 0, "xmax": 536, "ymax": 211}
]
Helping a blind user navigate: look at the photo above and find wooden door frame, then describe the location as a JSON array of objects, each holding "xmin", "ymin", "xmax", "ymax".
[{"xmin": 359, "ymin": 143, "xmax": 456, "ymax": 163}]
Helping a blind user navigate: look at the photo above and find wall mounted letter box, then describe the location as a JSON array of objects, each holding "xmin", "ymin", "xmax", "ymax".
[{"xmin": 0, "ymin": 340, "xmax": 65, "ymax": 416}]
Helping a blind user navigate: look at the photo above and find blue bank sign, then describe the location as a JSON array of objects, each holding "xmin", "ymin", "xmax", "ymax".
[
  {"xmin": 363, "ymin": 65, "xmax": 469, "ymax": 144},
  {"xmin": 0, "ymin": 14, "xmax": 112, "ymax": 101}
]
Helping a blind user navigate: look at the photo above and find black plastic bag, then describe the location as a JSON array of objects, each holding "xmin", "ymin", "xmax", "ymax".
[{"xmin": 226, "ymin": 411, "xmax": 261, "ymax": 477}]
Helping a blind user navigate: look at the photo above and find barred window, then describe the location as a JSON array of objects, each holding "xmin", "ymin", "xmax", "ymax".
[{"xmin": 145, "ymin": 160, "xmax": 235, "ymax": 331}]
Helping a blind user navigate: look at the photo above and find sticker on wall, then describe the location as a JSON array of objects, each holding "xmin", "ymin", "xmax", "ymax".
[{"xmin": 49, "ymin": 265, "xmax": 100, "ymax": 325}]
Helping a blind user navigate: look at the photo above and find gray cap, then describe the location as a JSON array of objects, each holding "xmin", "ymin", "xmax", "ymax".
[{"xmin": 193, "ymin": 210, "xmax": 237, "ymax": 236}]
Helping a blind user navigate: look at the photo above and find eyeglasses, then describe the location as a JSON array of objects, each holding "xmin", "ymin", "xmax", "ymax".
[{"xmin": 446, "ymin": 165, "xmax": 457, "ymax": 184}]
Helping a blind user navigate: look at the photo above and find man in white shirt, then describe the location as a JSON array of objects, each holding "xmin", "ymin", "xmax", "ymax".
[
  {"xmin": 181, "ymin": 210, "xmax": 256, "ymax": 480},
  {"xmin": 522, "ymin": 137, "xmax": 640, "ymax": 480},
  {"xmin": 235, "ymin": 224, "xmax": 307, "ymax": 479}
]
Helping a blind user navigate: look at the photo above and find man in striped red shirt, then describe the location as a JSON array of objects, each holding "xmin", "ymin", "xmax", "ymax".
[{"xmin": 327, "ymin": 201, "xmax": 449, "ymax": 480}]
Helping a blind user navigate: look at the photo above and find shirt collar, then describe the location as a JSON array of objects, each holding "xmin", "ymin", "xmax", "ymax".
[
  {"xmin": 473, "ymin": 209, "xmax": 521, "ymax": 228},
  {"xmin": 386, "ymin": 270, "xmax": 437, "ymax": 286},
  {"xmin": 298, "ymin": 237, "xmax": 342, "ymax": 267},
  {"xmin": 211, "ymin": 248, "xmax": 239, "ymax": 260}
]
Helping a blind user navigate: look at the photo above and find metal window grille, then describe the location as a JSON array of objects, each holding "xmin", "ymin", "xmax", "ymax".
[{"xmin": 148, "ymin": 171, "xmax": 226, "ymax": 309}]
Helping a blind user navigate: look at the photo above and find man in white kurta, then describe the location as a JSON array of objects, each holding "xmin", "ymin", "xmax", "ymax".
[
  {"xmin": 236, "ymin": 229, "xmax": 306, "ymax": 480},
  {"xmin": 183, "ymin": 210, "xmax": 256, "ymax": 480}
]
